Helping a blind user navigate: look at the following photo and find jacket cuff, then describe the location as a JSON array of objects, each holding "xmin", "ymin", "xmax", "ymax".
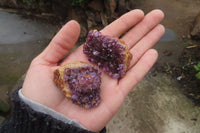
[
  {"xmin": 0, "ymin": 89, "xmax": 94, "ymax": 133},
  {"xmin": 18, "ymin": 89, "xmax": 86, "ymax": 130}
]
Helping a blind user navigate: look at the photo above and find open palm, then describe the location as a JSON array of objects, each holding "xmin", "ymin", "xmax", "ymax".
[{"xmin": 22, "ymin": 9, "xmax": 164, "ymax": 132}]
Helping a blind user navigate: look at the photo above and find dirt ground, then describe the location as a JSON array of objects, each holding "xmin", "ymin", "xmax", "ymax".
[
  {"xmin": 134, "ymin": 0, "xmax": 200, "ymax": 106},
  {"xmin": 107, "ymin": 0, "xmax": 200, "ymax": 132},
  {"xmin": 135, "ymin": 0, "xmax": 200, "ymax": 37}
]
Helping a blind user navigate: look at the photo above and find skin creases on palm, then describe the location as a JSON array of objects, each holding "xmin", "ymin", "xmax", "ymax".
[{"xmin": 22, "ymin": 9, "xmax": 165, "ymax": 132}]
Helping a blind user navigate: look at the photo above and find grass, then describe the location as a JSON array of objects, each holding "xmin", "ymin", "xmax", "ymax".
[{"xmin": 194, "ymin": 62, "xmax": 200, "ymax": 79}]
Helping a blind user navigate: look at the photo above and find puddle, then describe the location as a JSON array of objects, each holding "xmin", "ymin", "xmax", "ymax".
[
  {"xmin": 159, "ymin": 28, "xmax": 177, "ymax": 42},
  {"xmin": 154, "ymin": 28, "xmax": 184, "ymax": 65}
]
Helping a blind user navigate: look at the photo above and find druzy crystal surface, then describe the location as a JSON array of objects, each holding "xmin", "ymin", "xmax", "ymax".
[
  {"xmin": 64, "ymin": 65, "xmax": 101, "ymax": 108},
  {"xmin": 83, "ymin": 30, "xmax": 129, "ymax": 79}
]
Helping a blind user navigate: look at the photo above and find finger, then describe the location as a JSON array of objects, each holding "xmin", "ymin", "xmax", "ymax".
[
  {"xmin": 119, "ymin": 49, "xmax": 158, "ymax": 97},
  {"xmin": 129, "ymin": 24, "xmax": 165, "ymax": 67},
  {"xmin": 121, "ymin": 9, "xmax": 164, "ymax": 48},
  {"xmin": 38, "ymin": 20, "xmax": 80, "ymax": 65},
  {"xmin": 60, "ymin": 10, "xmax": 144, "ymax": 65},
  {"xmin": 101, "ymin": 9, "xmax": 144, "ymax": 37}
]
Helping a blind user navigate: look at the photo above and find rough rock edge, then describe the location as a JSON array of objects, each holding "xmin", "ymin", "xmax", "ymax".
[{"xmin": 53, "ymin": 61, "xmax": 101, "ymax": 108}]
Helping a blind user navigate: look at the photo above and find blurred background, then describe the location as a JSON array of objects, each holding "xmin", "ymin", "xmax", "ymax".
[{"xmin": 0, "ymin": 0, "xmax": 200, "ymax": 132}]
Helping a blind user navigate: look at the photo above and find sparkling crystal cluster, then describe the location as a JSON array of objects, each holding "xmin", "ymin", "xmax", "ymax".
[
  {"xmin": 54, "ymin": 30, "xmax": 132, "ymax": 109},
  {"xmin": 83, "ymin": 30, "xmax": 131, "ymax": 79},
  {"xmin": 64, "ymin": 65, "xmax": 102, "ymax": 108}
]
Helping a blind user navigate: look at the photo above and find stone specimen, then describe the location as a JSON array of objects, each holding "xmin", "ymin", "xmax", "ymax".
[
  {"xmin": 83, "ymin": 30, "xmax": 132, "ymax": 79},
  {"xmin": 54, "ymin": 62, "xmax": 102, "ymax": 109}
]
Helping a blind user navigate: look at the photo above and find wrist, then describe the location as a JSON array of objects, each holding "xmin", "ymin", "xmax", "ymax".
[{"xmin": 19, "ymin": 89, "xmax": 87, "ymax": 130}]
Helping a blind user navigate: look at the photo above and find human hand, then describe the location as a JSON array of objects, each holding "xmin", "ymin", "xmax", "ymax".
[{"xmin": 22, "ymin": 9, "xmax": 164, "ymax": 132}]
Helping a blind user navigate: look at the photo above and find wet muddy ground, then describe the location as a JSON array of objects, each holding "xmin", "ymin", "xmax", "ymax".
[
  {"xmin": 0, "ymin": 11, "xmax": 59, "ymax": 92},
  {"xmin": 136, "ymin": 0, "xmax": 200, "ymax": 106},
  {"xmin": 107, "ymin": 0, "xmax": 200, "ymax": 132},
  {"xmin": 0, "ymin": 12, "xmax": 59, "ymax": 119}
]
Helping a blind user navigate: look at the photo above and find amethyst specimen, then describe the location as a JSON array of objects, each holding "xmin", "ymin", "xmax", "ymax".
[
  {"xmin": 64, "ymin": 65, "xmax": 101, "ymax": 108},
  {"xmin": 83, "ymin": 30, "xmax": 132, "ymax": 79},
  {"xmin": 54, "ymin": 62, "xmax": 102, "ymax": 109}
]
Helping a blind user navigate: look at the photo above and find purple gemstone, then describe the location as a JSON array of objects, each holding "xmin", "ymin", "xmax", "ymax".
[
  {"xmin": 64, "ymin": 64, "xmax": 101, "ymax": 109},
  {"xmin": 93, "ymin": 51, "xmax": 100, "ymax": 56},
  {"xmin": 83, "ymin": 30, "xmax": 129, "ymax": 79}
]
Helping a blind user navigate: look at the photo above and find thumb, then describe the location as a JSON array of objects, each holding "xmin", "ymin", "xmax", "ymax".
[{"xmin": 38, "ymin": 20, "xmax": 80, "ymax": 65}]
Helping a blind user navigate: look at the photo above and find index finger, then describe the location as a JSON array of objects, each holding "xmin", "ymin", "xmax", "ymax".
[
  {"xmin": 61, "ymin": 10, "xmax": 144, "ymax": 65},
  {"xmin": 101, "ymin": 9, "xmax": 144, "ymax": 37}
]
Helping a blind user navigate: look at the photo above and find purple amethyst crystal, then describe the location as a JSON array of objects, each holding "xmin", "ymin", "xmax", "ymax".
[
  {"xmin": 64, "ymin": 64, "xmax": 102, "ymax": 108},
  {"xmin": 83, "ymin": 30, "xmax": 132, "ymax": 79}
]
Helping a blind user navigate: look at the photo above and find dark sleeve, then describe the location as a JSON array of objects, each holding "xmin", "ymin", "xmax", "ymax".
[{"xmin": 0, "ymin": 90, "xmax": 106, "ymax": 133}]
